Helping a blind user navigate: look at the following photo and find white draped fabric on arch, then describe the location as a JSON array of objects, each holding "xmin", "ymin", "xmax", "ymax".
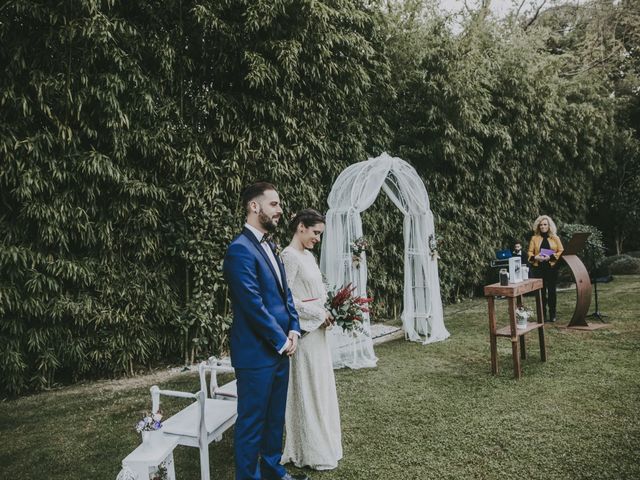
[{"xmin": 320, "ymin": 152, "xmax": 450, "ymax": 369}]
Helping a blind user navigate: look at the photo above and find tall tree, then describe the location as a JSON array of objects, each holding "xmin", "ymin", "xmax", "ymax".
[
  {"xmin": 379, "ymin": 1, "xmax": 611, "ymax": 299},
  {"xmin": 591, "ymin": 130, "xmax": 640, "ymax": 253}
]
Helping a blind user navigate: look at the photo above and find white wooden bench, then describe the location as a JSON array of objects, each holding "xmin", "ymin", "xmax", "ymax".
[
  {"xmin": 119, "ymin": 432, "xmax": 179, "ymax": 480},
  {"xmin": 116, "ymin": 361, "xmax": 238, "ymax": 480},
  {"xmin": 202, "ymin": 356, "xmax": 237, "ymax": 401}
]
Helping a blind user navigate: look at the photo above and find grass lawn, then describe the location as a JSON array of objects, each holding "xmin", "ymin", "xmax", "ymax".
[{"xmin": 1, "ymin": 276, "xmax": 639, "ymax": 479}]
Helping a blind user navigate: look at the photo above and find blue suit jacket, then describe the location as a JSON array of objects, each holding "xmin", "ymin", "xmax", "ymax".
[{"xmin": 223, "ymin": 228, "xmax": 300, "ymax": 368}]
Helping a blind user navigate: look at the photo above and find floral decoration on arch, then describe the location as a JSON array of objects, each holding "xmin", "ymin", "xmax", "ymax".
[
  {"xmin": 428, "ymin": 234, "xmax": 441, "ymax": 260},
  {"xmin": 350, "ymin": 236, "xmax": 369, "ymax": 268}
]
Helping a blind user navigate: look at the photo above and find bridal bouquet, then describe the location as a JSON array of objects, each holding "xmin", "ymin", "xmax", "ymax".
[{"xmin": 326, "ymin": 283, "xmax": 372, "ymax": 335}]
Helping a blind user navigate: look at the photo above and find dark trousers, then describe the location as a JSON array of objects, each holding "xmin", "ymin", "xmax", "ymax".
[
  {"xmin": 532, "ymin": 263, "xmax": 558, "ymax": 319},
  {"xmin": 234, "ymin": 356, "xmax": 289, "ymax": 480}
]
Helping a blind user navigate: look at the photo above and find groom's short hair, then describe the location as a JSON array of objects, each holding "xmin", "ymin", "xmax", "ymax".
[{"xmin": 242, "ymin": 182, "xmax": 277, "ymax": 213}]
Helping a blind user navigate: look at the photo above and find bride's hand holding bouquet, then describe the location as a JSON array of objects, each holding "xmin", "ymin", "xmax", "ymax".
[{"xmin": 322, "ymin": 311, "xmax": 334, "ymax": 328}]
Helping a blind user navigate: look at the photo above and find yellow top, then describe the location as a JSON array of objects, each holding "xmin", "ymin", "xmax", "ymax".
[{"xmin": 528, "ymin": 234, "xmax": 564, "ymax": 267}]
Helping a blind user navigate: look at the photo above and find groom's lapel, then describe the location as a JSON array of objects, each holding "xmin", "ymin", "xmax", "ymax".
[
  {"xmin": 241, "ymin": 228, "xmax": 285, "ymax": 296},
  {"xmin": 275, "ymin": 253, "xmax": 289, "ymax": 301},
  {"xmin": 276, "ymin": 255, "xmax": 287, "ymax": 290}
]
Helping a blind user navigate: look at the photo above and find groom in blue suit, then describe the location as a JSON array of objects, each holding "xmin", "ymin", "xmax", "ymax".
[{"xmin": 224, "ymin": 182, "xmax": 309, "ymax": 480}]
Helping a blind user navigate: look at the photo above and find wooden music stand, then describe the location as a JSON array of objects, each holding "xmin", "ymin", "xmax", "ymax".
[{"xmin": 561, "ymin": 233, "xmax": 606, "ymax": 330}]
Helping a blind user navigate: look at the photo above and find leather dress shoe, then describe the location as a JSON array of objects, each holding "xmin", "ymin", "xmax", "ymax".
[{"xmin": 280, "ymin": 473, "xmax": 310, "ymax": 480}]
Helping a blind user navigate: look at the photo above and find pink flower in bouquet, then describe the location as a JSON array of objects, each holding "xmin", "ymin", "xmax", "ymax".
[{"xmin": 326, "ymin": 283, "xmax": 373, "ymax": 335}]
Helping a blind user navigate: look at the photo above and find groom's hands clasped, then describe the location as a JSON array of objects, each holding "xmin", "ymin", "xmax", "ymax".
[{"xmin": 284, "ymin": 311, "xmax": 333, "ymax": 356}]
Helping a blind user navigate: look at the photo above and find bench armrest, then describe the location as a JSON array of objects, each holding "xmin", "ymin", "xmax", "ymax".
[
  {"xmin": 199, "ymin": 360, "xmax": 235, "ymax": 399},
  {"xmin": 150, "ymin": 385, "xmax": 198, "ymax": 413}
]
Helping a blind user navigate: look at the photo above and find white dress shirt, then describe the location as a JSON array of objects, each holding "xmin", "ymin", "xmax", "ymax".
[{"xmin": 245, "ymin": 223, "xmax": 282, "ymax": 287}]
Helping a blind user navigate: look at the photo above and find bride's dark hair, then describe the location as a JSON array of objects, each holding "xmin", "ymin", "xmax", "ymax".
[{"xmin": 289, "ymin": 208, "xmax": 325, "ymax": 234}]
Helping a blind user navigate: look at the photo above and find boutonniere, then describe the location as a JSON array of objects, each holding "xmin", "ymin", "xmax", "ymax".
[{"xmin": 274, "ymin": 242, "xmax": 282, "ymax": 257}]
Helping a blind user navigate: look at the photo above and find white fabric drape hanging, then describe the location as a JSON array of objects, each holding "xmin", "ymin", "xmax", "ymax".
[{"xmin": 320, "ymin": 153, "xmax": 450, "ymax": 369}]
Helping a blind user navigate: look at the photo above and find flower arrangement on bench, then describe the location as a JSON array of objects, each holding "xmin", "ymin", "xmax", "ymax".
[
  {"xmin": 136, "ymin": 411, "xmax": 163, "ymax": 433},
  {"xmin": 135, "ymin": 410, "xmax": 164, "ymax": 448}
]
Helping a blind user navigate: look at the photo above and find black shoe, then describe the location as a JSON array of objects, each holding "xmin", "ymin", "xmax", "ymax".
[
  {"xmin": 280, "ymin": 474, "xmax": 309, "ymax": 480},
  {"xmin": 545, "ymin": 317, "xmax": 556, "ymax": 323}
]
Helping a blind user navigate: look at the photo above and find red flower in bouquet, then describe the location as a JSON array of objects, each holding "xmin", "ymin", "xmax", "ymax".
[{"xmin": 326, "ymin": 283, "xmax": 373, "ymax": 335}]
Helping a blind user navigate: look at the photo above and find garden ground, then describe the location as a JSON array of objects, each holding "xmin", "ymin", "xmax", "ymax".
[{"xmin": 1, "ymin": 276, "xmax": 639, "ymax": 479}]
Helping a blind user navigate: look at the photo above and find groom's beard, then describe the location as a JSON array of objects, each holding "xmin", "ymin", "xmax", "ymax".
[{"xmin": 258, "ymin": 210, "xmax": 279, "ymax": 232}]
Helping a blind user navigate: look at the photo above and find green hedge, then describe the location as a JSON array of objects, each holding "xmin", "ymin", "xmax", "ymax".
[
  {"xmin": 381, "ymin": 13, "xmax": 612, "ymax": 300},
  {"xmin": 0, "ymin": 0, "xmax": 389, "ymax": 395},
  {"xmin": 0, "ymin": 1, "xmax": 620, "ymax": 394},
  {"xmin": 598, "ymin": 255, "xmax": 640, "ymax": 275}
]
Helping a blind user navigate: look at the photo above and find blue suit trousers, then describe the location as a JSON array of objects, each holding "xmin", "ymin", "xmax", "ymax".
[{"xmin": 235, "ymin": 356, "xmax": 290, "ymax": 480}]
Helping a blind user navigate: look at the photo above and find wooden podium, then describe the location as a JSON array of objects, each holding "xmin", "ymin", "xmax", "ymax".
[{"xmin": 561, "ymin": 233, "xmax": 605, "ymax": 330}]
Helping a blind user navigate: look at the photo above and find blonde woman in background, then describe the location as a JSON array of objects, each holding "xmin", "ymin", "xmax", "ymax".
[{"xmin": 528, "ymin": 215, "xmax": 564, "ymax": 323}]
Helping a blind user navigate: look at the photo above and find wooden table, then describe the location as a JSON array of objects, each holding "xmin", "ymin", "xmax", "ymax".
[{"xmin": 484, "ymin": 279, "xmax": 546, "ymax": 379}]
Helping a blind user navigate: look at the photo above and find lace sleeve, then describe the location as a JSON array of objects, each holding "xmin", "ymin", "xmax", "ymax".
[{"xmin": 281, "ymin": 250, "xmax": 326, "ymax": 333}]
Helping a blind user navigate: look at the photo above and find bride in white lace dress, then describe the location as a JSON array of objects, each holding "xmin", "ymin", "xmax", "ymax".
[{"xmin": 280, "ymin": 209, "xmax": 342, "ymax": 471}]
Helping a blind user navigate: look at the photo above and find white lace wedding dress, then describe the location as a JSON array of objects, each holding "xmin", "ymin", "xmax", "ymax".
[{"xmin": 280, "ymin": 246, "xmax": 343, "ymax": 470}]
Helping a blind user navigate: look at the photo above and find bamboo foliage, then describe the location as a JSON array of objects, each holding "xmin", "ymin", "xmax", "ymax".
[
  {"xmin": 1, "ymin": 1, "xmax": 192, "ymax": 393},
  {"xmin": 380, "ymin": 11, "xmax": 613, "ymax": 300},
  {"xmin": 0, "ymin": 0, "xmax": 633, "ymax": 394},
  {"xmin": 0, "ymin": 0, "xmax": 391, "ymax": 394}
]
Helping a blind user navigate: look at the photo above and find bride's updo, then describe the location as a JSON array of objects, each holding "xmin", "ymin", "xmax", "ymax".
[{"xmin": 289, "ymin": 209, "xmax": 325, "ymax": 233}]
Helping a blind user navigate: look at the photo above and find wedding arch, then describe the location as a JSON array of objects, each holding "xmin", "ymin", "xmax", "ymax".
[{"xmin": 320, "ymin": 153, "xmax": 450, "ymax": 369}]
